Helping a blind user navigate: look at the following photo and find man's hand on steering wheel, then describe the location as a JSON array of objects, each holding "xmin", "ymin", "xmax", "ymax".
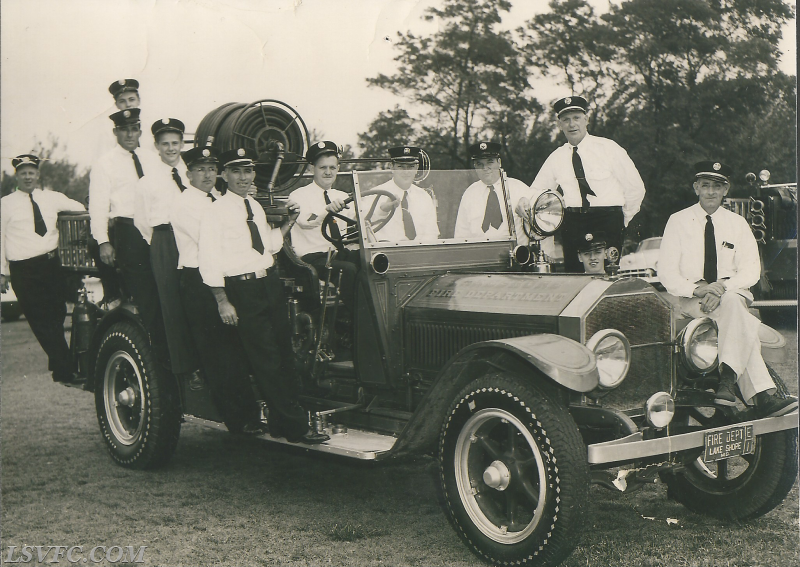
[{"xmin": 325, "ymin": 198, "xmax": 349, "ymax": 214}]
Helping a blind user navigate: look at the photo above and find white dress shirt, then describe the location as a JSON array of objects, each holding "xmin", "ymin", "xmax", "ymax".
[
  {"xmin": 289, "ymin": 182, "xmax": 350, "ymax": 257},
  {"xmin": 198, "ymin": 192, "xmax": 283, "ymax": 288},
  {"xmin": 659, "ymin": 203, "xmax": 760, "ymax": 298},
  {"xmin": 454, "ymin": 176, "xmax": 532, "ymax": 240},
  {"xmin": 134, "ymin": 157, "xmax": 188, "ymax": 244},
  {"xmin": 1, "ymin": 188, "xmax": 85, "ymax": 275},
  {"xmin": 89, "ymin": 144, "xmax": 148, "ymax": 244},
  {"xmin": 361, "ymin": 179, "xmax": 439, "ymax": 242},
  {"xmin": 530, "ymin": 134, "xmax": 645, "ymax": 226},
  {"xmin": 170, "ymin": 186, "xmax": 214, "ymax": 269}
]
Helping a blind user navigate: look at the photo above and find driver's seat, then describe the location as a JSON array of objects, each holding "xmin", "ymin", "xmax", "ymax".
[{"xmin": 277, "ymin": 234, "xmax": 341, "ymax": 309}]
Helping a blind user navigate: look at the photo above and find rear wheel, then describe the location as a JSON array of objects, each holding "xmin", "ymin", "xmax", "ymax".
[
  {"xmin": 438, "ymin": 375, "xmax": 589, "ymax": 567},
  {"xmin": 663, "ymin": 366, "xmax": 798, "ymax": 520},
  {"xmin": 95, "ymin": 321, "xmax": 181, "ymax": 469}
]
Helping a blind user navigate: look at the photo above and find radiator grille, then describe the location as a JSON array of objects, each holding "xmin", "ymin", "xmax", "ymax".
[
  {"xmin": 601, "ymin": 344, "xmax": 672, "ymax": 411},
  {"xmin": 57, "ymin": 214, "xmax": 97, "ymax": 273},
  {"xmin": 585, "ymin": 293, "xmax": 671, "ymax": 345}
]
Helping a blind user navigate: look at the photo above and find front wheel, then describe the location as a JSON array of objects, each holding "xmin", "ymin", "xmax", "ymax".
[
  {"xmin": 95, "ymin": 321, "xmax": 181, "ymax": 469},
  {"xmin": 438, "ymin": 375, "xmax": 589, "ymax": 567},
  {"xmin": 663, "ymin": 366, "xmax": 798, "ymax": 520}
]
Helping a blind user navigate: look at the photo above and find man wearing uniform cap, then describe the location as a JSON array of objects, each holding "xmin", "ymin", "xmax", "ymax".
[
  {"xmin": 89, "ymin": 107, "xmax": 170, "ymax": 367},
  {"xmin": 360, "ymin": 146, "xmax": 439, "ymax": 241},
  {"xmin": 522, "ymin": 96, "xmax": 645, "ymax": 271},
  {"xmin": 576, "ymin": 232, "xmax": 608, "ymax": 274},
  {"xmin": 198, "ymin": 148, "xmax": 328, "ymax": 443},
  {"xmin": 289, "ymin": 141, "xmax": 359, "ymax": 307},
  {"xmin": 1, "ymin": 155, "xmax": 85, "ymax": 383},
  {"xmin": 659, "ymin": 161, "xmax": 797, "ymax": 418},
  {"xmin": 454, "ymin": 141, "xmax": 550, "ymax": 251},
  {"xmin": 109, "ymin": 78, "xmax": 140, "ymax": 110},
  {"xmin": 134, "ymin": 119, "xmax": 203, "ymax": 387},
  {"xmin": 170, "ymin": 146, "xmax": 263, "ymax": 432}
]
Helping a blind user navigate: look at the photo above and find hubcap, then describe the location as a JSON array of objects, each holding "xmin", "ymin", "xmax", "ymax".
[
  {"xmin": 454, "ymin": 408, "xmax": 548, "ymax": 544},
  {"xmin": 103, "ymin": 351, "xmax": 145, "ymax": 446}
]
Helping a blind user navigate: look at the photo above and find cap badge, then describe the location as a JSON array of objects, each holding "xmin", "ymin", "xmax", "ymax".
[
  {"xmin": 237, "ymin": 148, "xmax": 245, "ymax": 157},
  {"xmin": 480, "ymin": 142, "xmax": 487, "ymax": 150},
  {"xmin": 404, "ymin": 147, "xmax": 410, "ymax": 155},
  {"xmin": 318, "ymin": 142, "xmax": 325, "ymax": 149},
  {"xmin": 20, "ymin": 157, "xmax": 32, "ymax": 164},
  {"xmin": 123, "ymin": 110, "xmax": 131, "ymax": 118},
  {"xmin": 118, "ymin": 79, "xmax": 125, "ymax": 86},
  {"xmin": 565, "ymin": 97, "xmax": 572, "ymax": 104},
  {"xmin": 713, "ymin": 162, "xmax": 721, "ymax": 171},
  {"xmin": 161, "ymin": 118, "xmax": 169, "ymax": 125},
  {"xmin": 202, "ymin": 149, "xmax": 210, "ymax": 157},
  {"xmin": 585, "ymin": 233, "xmax": 593, "ymax": 242}
]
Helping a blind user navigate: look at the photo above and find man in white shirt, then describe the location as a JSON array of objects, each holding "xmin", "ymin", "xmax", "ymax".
[
  {"xmin": 524, "ymin": 96, "xmax": 646, "ymax": 271},
  {"xmin": 289, "ymin": 141, "xmax": 359, "ymax": 307},
  {"xmin": 575, "ymin": 232, "xmax": 608, "ymax": 275},
  {"xmin": 659, "ymin": 161, "xmax": 796, "ymax": 417},
  {"xmin": 454, "ymin": 141, "xmax": 545, "ymax": 248},
  {"xmin": 89, "ymin": 108, "xmax": 169, "ymax": 367},
  {"xmin": 171, "ymin": 146, "xmax": 263, "ymax": 432},
  {"xmin": 1, "ymin": 155, "xmax": 85, "ymax": 382},
  {"xmin": 361, "ymin": 146, "xmax": 439, "ymax": 242},
  {"xmin": 135, "ymin": 118, "xmax": 201, "ymax": 385},
  {"xmin": 198, "ymin": 148, "xmax": 328, "ymax": 444}
]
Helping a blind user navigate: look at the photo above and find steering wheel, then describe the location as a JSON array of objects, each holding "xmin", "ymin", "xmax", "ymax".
[{"xmin": 321, "ymin": 188, "xmax": 400, "ymax": 248}]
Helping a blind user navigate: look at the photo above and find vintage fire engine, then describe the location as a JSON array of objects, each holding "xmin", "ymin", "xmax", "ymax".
[{"xmin": 56, "ymin": 101, "xmax": 797, "ymax": 567}]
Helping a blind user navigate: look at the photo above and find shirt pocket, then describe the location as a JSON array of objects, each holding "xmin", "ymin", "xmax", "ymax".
[
  {"xmin": 586, "ymin": 167, "xmax": 612, "ymax": 182},
  {"xmin": 718, "ymin": 246, "xmax": 736, "ymax": 272}
]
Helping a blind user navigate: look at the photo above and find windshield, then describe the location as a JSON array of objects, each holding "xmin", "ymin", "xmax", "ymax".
[
  {"xmin": 352, "ymin": 169, "xmax": 516, "ymax": 247},
  {"xmin": 639, "ymin": 238, "xmax": 662, "ymax": 251}
]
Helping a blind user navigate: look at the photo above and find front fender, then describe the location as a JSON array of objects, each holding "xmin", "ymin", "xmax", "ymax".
[{"xmin": 384, "ymin": 334, "xmax": 598, "ymax": 459}]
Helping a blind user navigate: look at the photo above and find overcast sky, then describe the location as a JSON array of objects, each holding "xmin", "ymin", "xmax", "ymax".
[{"xmin": 1, "ymin": 0, "xmax": 796, "ymax": 173}]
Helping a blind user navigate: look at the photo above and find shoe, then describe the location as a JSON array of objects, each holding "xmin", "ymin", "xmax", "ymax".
[
  {"xmin": 713, "ymin": 365, "xmax": 739, "ymax": 407},
  {"xmin": 288, "ymin": 430, "xmax": 331, "ymax": 445},
  {"xmin": 242, "ymin": 422, "xmax": 269, "ymax": 435},
  {"xmin": 53, "ymin": 371, "xmax": 77, "ymax": 384},
  {"xmin": 754, "ymin": 393, "xmax": 799, "ymax": 418},
  {"xmin": 186, "ymin": 370, "xmax": 205, "ymax": 391}
]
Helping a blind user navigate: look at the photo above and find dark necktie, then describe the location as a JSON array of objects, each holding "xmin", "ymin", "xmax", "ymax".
[
  {"xmin": 323, "ymin": 190, "xmax": 342, "ymax": 240},
  {"xmin": 130, "ymin": 151, "xmax": 144, "ymax": 179},
  {"xmin": 206, "ymin": 192, "xmax": 216, "ymax": 203},
  {"xmin": 172, "ymin": 168, "xmax": 186, "ymax": 192},
  {"xmin": 401, "ymin": 191, "xmax": 416, "ymax": 240},
  {"xmin": 481, "ymin": 185, "xmax": 503, "ymax": 233},
  {"xmin": 572, "ymin": 146, "xmax": 597, "ymax": 210},
  {"xmin": 29, "ymin": 193, "xmax": 47, "ymax": 236},
  {"xmin": 703, "ymin": 214, "xmax": 717, "ymax": 283},
  {"xmin": 244, "ymin": 199, "xmax": 265, "ymax": 254}
]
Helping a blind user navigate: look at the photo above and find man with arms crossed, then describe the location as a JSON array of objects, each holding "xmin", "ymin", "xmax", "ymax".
[
  {"xmin": 659, "ymin": 161, "xmax": 796, "ymax": 417},
  {"xmin": 1, "ymin": 155, "xmax": 85, "ymax": 382}
]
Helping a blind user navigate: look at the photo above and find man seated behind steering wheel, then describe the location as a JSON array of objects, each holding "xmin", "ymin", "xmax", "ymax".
[{"xmin": 361, "ymin": 146, "xmax": 439, "ymax": 242}]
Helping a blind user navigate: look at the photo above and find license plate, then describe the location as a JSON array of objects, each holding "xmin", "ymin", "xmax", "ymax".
[{"xmin": 703, "ymin": 424, "xmax": 755, "ymax": 463}]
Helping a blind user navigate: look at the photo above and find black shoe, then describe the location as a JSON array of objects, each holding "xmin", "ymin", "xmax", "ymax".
[
  {"xmin": 184, "ymin": 370, "xmax": 204, "ymax": 391},
  {"xmin": 754, "ymin": 393, "xmax": 799, "ymax": 418},
  {"xmin": 53, "ymin": 371, "xmax": 77, "ymax": 384},
  {"xmin": 242, "ymin": 422, "xmax": 269, "ymax": 435},
  {"xmin": 713, "ymin": 365, "xmax": 739, "ymax": 407},
  {"xmin": 287, "ymin": 430, "xmax": 331, "ymax": 445}
]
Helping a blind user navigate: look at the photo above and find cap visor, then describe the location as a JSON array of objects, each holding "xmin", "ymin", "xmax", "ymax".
[
  {"xmin": 695, "ymin": 173, "xmax": 729, "ymax": 182},
  {"xmin": 557, "ymin": 106, "xmax": 587, "ymax": 116}
]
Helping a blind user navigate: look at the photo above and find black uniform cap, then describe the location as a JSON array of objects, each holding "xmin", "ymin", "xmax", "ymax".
[
  {"xmin": 306, "ymin": 141, "xmax": 341, "ymax": 165},
  {"xmin": 467, "ymin": 141, "xmax": 502, "ymax": 159},
  {"xmin": 553, "ymin": 95, "xmax": 589, "ymax": 117},
  {"xmin": 694, "ymin": 161, "xmax": 732, "ymax": 183},
  {"xmin": 110, "ymin": 108, "xmax": 141, "ymax": 127},
  {"xmin": 576, "ymin": 231, "xmax": 607, "ymax": 252},
  {"xmin": 220, "ymin": 148, "xmax": 257, "ymax": 168},
  {"xmin": 12, "ymin": 154, "xmax": 41, "ymax": 170},
  {"xmin": 182, "ymin": 146, "xmax": 220, "ymax": 168},
  {"xmin": 108, "ymin": 79, "xmax": 139, "ymax": 98},
  {"xmin": 151, "ymin": 118, "xmax": 185, "ymax": 137},
  {"xmin": 388, "ymin": 146, "xmax": 422, "ymax": 162}
]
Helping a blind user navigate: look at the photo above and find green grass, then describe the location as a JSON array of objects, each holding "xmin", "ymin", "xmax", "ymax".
[{"xmin": 2, "ymin": 318, "xmax": 798, "ymax": 566}]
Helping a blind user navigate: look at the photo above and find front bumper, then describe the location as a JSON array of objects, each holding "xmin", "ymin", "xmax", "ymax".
[{"xmin": 587, "ymin": 411, "xmax": 798, "ymax": 465}]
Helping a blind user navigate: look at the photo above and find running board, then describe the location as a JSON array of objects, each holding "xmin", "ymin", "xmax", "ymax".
[{"xmin": 182, "ymin": 414, "xmax": 397, "ymax": 460}]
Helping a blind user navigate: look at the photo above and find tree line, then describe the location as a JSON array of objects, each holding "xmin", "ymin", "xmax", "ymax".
[{"xmin": 357, "ymin": 0, "xmax": 797, "ymax": 237}]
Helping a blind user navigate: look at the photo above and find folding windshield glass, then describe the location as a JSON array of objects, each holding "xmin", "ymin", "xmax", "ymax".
[{"xmin": 352, "ymin": 169, "xmax": 518, "ymax": 247}]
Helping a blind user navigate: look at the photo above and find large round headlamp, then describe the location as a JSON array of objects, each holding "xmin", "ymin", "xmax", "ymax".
[
  {"xmin": 529, "ymin": 191, "xmax": 565, "ymax": 236},
  {"xmin": 586, "ymin": 329, "xmax": 631, "ymax": 390},
  {"xmin": 680, "ymin": 317, "xmax": 719, "ymax": 374}
]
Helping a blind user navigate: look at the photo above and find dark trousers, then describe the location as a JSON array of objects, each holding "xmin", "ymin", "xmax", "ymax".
[
  {"xmin": 301, "ymin": 248, "xmax": 360, "ymax": 308},
  {"xmin": 224, "ymin": 269, "xmax": 308, "ymax": 438},
  {"xmin": 151, "ymin": 229, "xmax": 199, "ymax": 374},
  {"xmin": 180, "ymin": 268, "xmax": 258, "ymax": 429},
  {"xmin": 8, "ymin": 254, "xmax": 75, "ymax": 381},
  {"xmin": 560, "ymin": 207, "xmax": 624, "ymax": 272},
  {"xmin": 113, "ymin": 220, "xmax": 170, "ymax": 368},
  {"xmin": 88, "ymin": 234, "xmax": 123, "ymax": 301}
]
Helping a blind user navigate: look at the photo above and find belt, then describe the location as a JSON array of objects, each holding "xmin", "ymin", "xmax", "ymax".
[
  {"xmin": 153, "ymin": 224, "xmax": 173, "ymax": 232},
  {"xmin": 565, "ymin": 206, "xmax": 623, "ymax": 214},
  {"xmin": 225, "ymin": 266, "xmax": 274, "ymax": 282},
  {"xmin": 9, "ymin": 249, "xmax": 59, "ymax": 265},
  {"xmin": 113, "ymin": 216, "xmax": 135, "ymax": 225}
]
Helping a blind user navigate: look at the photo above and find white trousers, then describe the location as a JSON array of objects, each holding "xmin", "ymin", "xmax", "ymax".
[{"xmin": 668, "ymin": 290, "xmax": 776, "ymax": 404}]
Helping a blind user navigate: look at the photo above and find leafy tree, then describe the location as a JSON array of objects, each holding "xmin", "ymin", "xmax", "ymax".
[{"xmin": 357, "ymin": 106, "xmax": 418, "ymax": 162}]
